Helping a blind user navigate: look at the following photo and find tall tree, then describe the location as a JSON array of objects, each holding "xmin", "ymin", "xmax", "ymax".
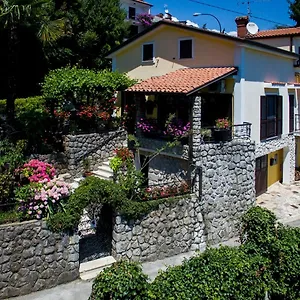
[
  {"xmin": 288, "ymin": 0, "xmax": 300, "ymax": 26},
  {"xmin": 0, "ymin": 0, "xmax": 65, "ymax": 121},
  {"xmin": 44, "ymin": 0, "xmax": 129, "ymax": 70}
]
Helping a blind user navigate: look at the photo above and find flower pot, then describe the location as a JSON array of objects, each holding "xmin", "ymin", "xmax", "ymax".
[
  {"xmin": 83, "ymin": 171, "xmax": 93, "ymax": 177},
  {"xmin": 214, "ymin": 128, "xmax": 232, "ymax": 142}
]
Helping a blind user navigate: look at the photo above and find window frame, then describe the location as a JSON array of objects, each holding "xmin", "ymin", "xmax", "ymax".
[
  {"xmin": 128, "ymin": 6, "xmax": 136, "ymax": 20},
  {"xmin": 178, "ymin": 38, "xmax": 194, "ymax": 60},
  {"xmin": 142, "ymin": 42, "xmax": 155, "ymax": 63},
  {"xmin": 260, "ymin": 94, "xmax": 283, "ymax": 141}
]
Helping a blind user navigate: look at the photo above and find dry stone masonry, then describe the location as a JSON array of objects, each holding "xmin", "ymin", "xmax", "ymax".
[
  {"xmin": 0, "ymin": 221, "xmax": 79, "ymax": 299},
  {"xmin": 64, "ymin": 130, "xmax": 126, "ymax": 177},
  {"xmin": 112, "ymin": 195, "xmax": 205, "ymax": 262},
  {"xmin": 195, "ymin": 140, "xmax": 256, "ymax": 244}
]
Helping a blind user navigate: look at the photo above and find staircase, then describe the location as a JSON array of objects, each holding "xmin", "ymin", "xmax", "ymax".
[
  {"xmin": 79, "ymin": 256, "xmax": 116, "ymax": 281},
  {"xmin": 92, "ymin": 159, "xmax": 114, "ymax": 181}
]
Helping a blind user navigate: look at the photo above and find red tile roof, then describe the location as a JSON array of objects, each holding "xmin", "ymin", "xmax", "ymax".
[
  {"xmin": 247, "ymin": 27, "xmax": 300, "ymax": 39},
  {"xmin": 126, "ymin": 67, "xmax": 237, "ymax": 94}
]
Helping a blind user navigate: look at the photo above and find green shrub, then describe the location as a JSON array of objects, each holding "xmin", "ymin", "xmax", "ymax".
[
  {"xmin": 42, "ymin": 67, "xmax": 136, "ymax": 106},
  {"xmin": 89, "ymin": 261, "xmax": 149, "ymax": 300},
  {"xmin": 241, "ymin": 206, "xmax": 300, "ymax": 300},
  {"xmin": 149, "ymin": 246, "xmax": 270, "ymax": 300},
  {"xmin": 0, "ymin": 97, "xmax": 44, "ymax": 115},
  {"xmin": 47, "ymin": 176, "xmax": 127, "ymax": 232}
]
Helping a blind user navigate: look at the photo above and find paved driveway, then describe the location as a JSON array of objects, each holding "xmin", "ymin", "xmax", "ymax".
[{"xmin": 257, "ymin": 181, "xmax": 300, "ymax": 224}]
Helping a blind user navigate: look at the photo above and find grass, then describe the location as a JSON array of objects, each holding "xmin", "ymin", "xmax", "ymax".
[{"xmin": 0, "ymin": 209, "xmax": 21, "ymax": 225}]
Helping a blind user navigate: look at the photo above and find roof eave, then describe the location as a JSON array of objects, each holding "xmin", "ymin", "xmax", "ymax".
[{"xmin": 106, "ymin": 20, "xmax": 299, "ymax": 59}]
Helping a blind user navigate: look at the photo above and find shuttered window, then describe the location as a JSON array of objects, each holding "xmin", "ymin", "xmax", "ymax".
[{"xmin": 260, "ymin": 95, "xmax": 282, "ymax": 140}]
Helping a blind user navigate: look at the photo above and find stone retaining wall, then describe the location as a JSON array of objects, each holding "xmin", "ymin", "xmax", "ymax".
[
  {"xmin": 64, "ymin": 130, "xmax": 126, "ymax": 178},
  {"xmin": 195, "ymin": 140, "xmax": 256, "ymax": 244},
  {"xmin": 0, "ymin": 221, "xmax": 79, "ymax": 299},
  {"xmin": 112, "ymin": 195, "xmax": 205, "ymax": 262},
  {"xmin": 33, "ymin": 130, "xmax": 126, "ymax": 179}
]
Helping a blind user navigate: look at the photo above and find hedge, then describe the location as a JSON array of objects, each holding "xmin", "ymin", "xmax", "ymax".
[
  {"xmin": 88, "ymin": 207, "xmax": 300, "ymax": 300},
  {"xmin": 0, "ymin": 96, "xmax": 44, "ymax": 114},
  {"xmin": 47, "ymin": 176, "xmax": 189, "ymax": 233}
]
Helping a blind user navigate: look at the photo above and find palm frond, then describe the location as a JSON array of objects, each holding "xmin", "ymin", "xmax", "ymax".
[{"xmin": 37, "ymin": 18, "xmax": 66, "ymax": 44}]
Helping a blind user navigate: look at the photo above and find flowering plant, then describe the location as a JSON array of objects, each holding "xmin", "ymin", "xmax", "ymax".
[
  {"xmin": 54, "ymin": 109, "xmax": 71, "ymax": 120},
  {"xmin": 215, "ymin": 118, "xmax": 231, "ymax": 129},
  {"xmin": 136, "ymin": 13, "xmax": 154, "ymax": 27},
  {"xmin": 98, "ymin": 111, "xmax": 111, "ymax": 121},
  {"xmin": 164, "ymin": 116, "xmax": 190, "ymax": 138},
  {"xmin": 114, "ymin": 147, "xmax": 134, "ymax": 161},
  {"xmin": 137, "ymin": 118, "xmax": 157, "ymax": 133},
  {"xmin": 17, "ymin": 179, "xmax": 70, "ymax": 219},
  {"xmin": 77, "ymin": 105, "xmax": 97, "ymax": 120},
  {"xmin": 144, "ymin": 181, "xmax": 190, "ymax": 200},
  {"xmin": 17, "ymin": 160, "xmax": 56, "ymax": 183}
]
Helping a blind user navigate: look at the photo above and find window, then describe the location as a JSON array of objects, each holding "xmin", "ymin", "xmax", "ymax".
[
  {"xmin": 289, "ymin": 94, "xmax": 295, "ymax": 133},
  {"xmin": 128, "ymin": 7, "xmax": 136, "ymax": 19},
  {"xmin": 179, "ymin": 39, "xmax": 193, "ymax": 59},
  {"xmin": 142, "ymin": 43, "xmax": 154, "ymax": 62},
  {"xmin": 260, "ymin": 95, "xmax": 282, "ymax": 140}
]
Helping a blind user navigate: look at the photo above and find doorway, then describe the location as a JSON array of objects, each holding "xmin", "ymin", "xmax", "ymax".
[{"xmin": 255, "ymin": 155, "xmax": 268, "ymax": 196}]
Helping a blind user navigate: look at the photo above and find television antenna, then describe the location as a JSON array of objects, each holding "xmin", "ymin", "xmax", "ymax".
[{"xmin": 238, "ymin": 0, "xmax": 271, "ymax": 17}]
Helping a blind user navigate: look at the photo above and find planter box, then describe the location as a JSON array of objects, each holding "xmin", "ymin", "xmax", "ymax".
[{"xmin": 214, "ymin": 129, "xmax": 232, "ymax": 142}]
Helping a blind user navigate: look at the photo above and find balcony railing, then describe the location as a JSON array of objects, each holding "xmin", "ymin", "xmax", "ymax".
[
  {"xmin": 137, "ymin": 118, "xmax": 252, "ymax": 144},
  {"xmin": 200, "ymin": 122, "xmax": 252, "ymax": 143}
]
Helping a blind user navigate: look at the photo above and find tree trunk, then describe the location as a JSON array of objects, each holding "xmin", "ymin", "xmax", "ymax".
[{"xmin": 6, "ymin": 25, "xmax": 18, "ymax": 123}]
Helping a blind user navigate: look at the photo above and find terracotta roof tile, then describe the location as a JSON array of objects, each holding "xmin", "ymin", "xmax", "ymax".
[
  {"xmin": 126, "ymin": 67, "xmax": 237, "ymax": 94},
  {"xmin": 247, "ymin": 27, "xmax": 300, "ymax": 39}
]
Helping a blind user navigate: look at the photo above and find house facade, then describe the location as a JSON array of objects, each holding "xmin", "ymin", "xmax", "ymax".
[
  {"xmin": 107, "ymin": 19, "xmax": 299, "ymax": 197},
  {"xmin": 120, "ymin": 0, "xmax": 152, "ymax": 36}
]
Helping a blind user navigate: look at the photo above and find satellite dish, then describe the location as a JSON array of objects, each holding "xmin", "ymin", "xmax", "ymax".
[{"xmin": 247, "ymin": 22, "xmax": 259, "ymax": 35}]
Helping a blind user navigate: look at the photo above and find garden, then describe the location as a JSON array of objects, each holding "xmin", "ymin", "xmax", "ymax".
[{"xmin": 89, "ymin": 207, "xmax": 300, "ymax": 300}]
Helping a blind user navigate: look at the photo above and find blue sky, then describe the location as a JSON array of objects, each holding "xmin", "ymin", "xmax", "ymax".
[{"xmin": 149, "ymin": 0, "xmax": 295, "ymax": 32}]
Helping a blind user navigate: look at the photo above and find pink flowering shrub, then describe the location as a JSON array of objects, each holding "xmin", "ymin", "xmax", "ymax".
[
  {"xmin": 18, "ymin": 159, "xmax": 56, "ymax": 183},
  {"xmin": 164, "ymin": 119, "xmax": 190, "ymax": 138},
  {"xmin": 17, "ymin": 179, "xmax": 70, "ymax": 220},
  {"xmin": 137, "ymin": 118, "xmax": 157, "ymax": 133}
]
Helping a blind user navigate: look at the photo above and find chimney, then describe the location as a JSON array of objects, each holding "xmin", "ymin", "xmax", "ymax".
[{"xmin": 235, "ymin": 16, "xmax": 249, "ymax": 38}]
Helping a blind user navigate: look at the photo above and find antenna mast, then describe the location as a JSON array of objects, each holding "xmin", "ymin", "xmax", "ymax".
[{"xmin": 238, "ymin": 0, "xmax": 271, "ymax": 17}]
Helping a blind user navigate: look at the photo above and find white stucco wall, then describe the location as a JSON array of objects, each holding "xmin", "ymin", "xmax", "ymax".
[
  {"xmin": 233, "ymin": 46, "xmax": 296, "ymax": 143},
  {"xmin": 120, "ymin": 0, "xmax": 150, "ymax": 18}
]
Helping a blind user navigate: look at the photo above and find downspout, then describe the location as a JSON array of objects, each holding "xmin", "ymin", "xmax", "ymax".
[{"xmin": 290, "ymin": 36, "xmax": 293, "ymax": 53}]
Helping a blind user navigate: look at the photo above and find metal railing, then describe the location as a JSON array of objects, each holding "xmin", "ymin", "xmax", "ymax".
[{"xmin": 197, "ymin": 122, "xmax": 252, "ymax": 143}]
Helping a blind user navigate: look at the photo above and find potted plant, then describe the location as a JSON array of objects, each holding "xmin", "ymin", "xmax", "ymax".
[
  {"xmin": 83, "ymin": 158, "xmax": 92, "ymax": 177},
  {"xmin": 200, "ymin": 128, "xmax": 212, "ymax": 143},
  {"xmin": 214, "ymin": 118, "xmax": 232, "ymax": 142}
]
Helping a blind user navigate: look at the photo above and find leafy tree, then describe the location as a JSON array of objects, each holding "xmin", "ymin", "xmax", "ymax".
[
  {"xmin": 288, "ymin": 0, "xmax": 300, "ymax": 26},
  {"xmin": 44, "ymin": 0, "xmax": 129, "ymax": 70},
  {"xmin": 0, "ymin": 0, "xmax": 65, "ymax": 121}
]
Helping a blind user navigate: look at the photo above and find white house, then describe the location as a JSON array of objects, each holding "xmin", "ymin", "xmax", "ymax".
[
  {"xmin": 107, "ymin": 18, "xmax": 300, "ymax": 196},
  {"xmin": 120, "ymin": 0, "xmax": 152, "ymax": 36}
]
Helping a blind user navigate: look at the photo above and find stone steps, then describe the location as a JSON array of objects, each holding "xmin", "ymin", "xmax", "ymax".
[
  {"xmin": 79, "ymin": 256, "xmax": 116, "ymax": 281},
  {"xmin": 91, "ymin": 159, "xmax": 114, "ymax": 181}
]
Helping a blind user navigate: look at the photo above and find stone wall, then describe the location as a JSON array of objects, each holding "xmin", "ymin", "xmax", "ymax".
[
  {"xmin": 145, "ymin": 153, "xmax": 190, "ymax": 185},
  {"xmin": 64, "ymin": 130, "xmax": 126, "ymax": 177},
  {"xmin": 255, "ymin": 134, "xmax": 295, "ymax": 183},
  {"xmin": 195, "ymin": 140, "xmax": 256, "ymax": 245},
  {"xmin": 0, "ymin": 221, "xmax": 79, "ymax": 299},
  {"xmin": 112, "ymin": 195, "xmax": 205, "ymax": 262}
]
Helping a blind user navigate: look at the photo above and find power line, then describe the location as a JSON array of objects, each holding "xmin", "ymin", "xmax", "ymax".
[{"xmin": 188, "ymin": 0, "xmax": 291, "ymax": 26}]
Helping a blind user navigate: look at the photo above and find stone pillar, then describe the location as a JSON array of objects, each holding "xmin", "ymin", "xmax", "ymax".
[
  {"xmin": 283, "ymin": 135, "xmax": 296, "ymax": 184},
  {"xmin": 135, "ymin": 94, "xmax": 146, "ymax": 138},
  {"xmin": 191, "ymin": 96, "xmax": 202, "ymax": 196}
]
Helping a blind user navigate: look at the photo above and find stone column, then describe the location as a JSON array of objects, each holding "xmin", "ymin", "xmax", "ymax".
[{"xmin": 191, "ymin": 95, "xmax": 202, "ymax": 197}]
